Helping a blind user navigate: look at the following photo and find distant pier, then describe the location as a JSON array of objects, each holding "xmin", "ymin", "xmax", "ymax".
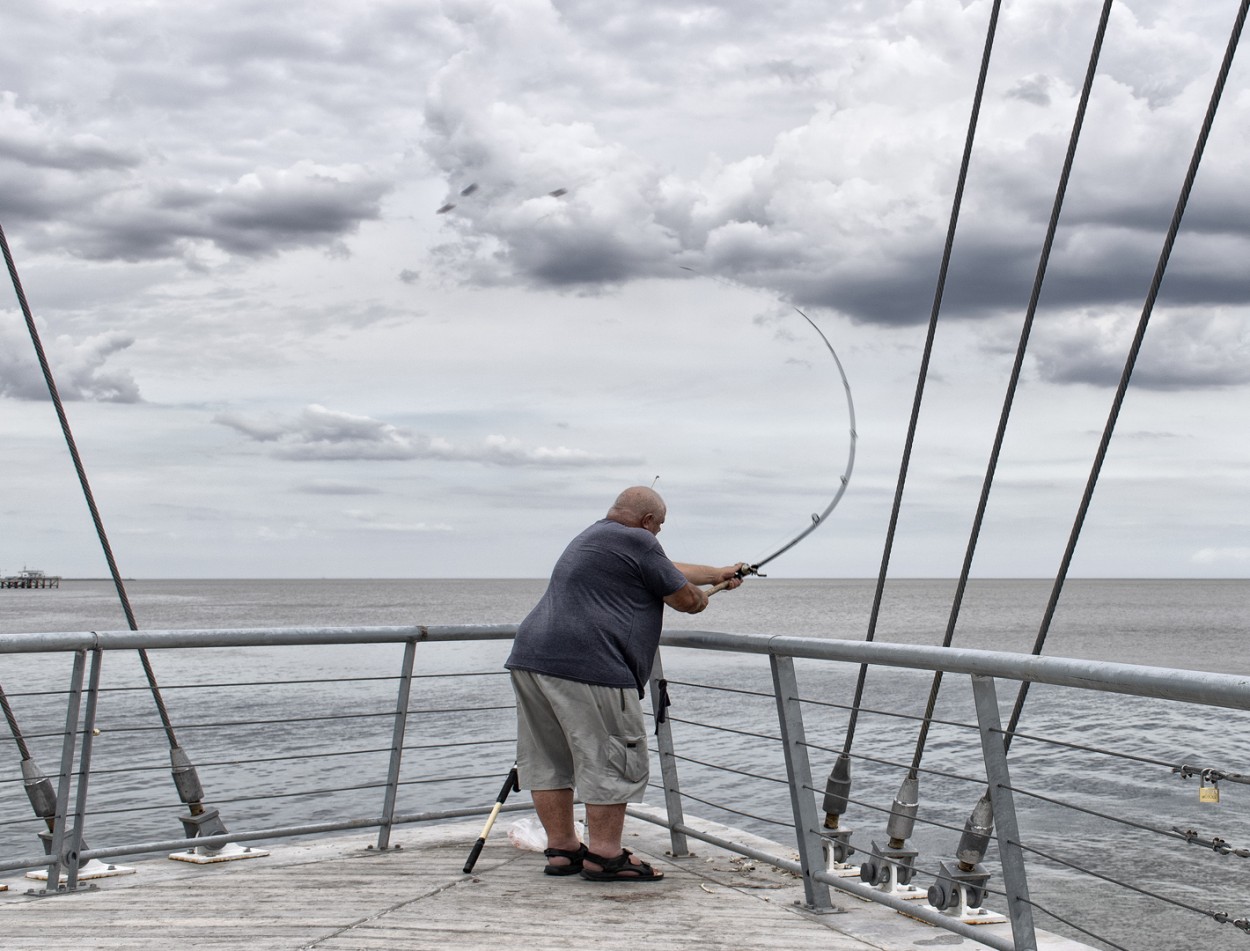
[{"xmin": 1, "ymin": 569, "xmax": 60, "ymax": 589}]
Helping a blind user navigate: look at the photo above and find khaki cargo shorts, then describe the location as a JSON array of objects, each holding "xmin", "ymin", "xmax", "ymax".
[{"xmin": 510, "ymin": 669, "xmax": 649, "ymax": 804}]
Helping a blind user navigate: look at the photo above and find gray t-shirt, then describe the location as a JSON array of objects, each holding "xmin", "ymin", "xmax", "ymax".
[{"xmin": 506, "ymin": 518, "xmax": 689, "ymax": 695}]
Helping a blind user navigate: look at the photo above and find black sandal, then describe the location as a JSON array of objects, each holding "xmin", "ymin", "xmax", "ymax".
[
  {"xmin": 579, "ymin": 848, "xmax": 664, "ymax": 882},
  {"xmin": 543, "ymin": 843, "xmax": 588, "ymax": 876}
]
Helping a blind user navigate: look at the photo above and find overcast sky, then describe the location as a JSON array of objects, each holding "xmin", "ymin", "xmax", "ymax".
[{"xmin": 2, "ymin": 0, "xmax": 1247, "ymax": 580}]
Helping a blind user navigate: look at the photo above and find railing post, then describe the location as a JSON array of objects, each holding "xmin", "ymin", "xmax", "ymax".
[
  {"xmin": 649, "ymin": 650, "xmax": 690, "ymax": 856},
  {"xmin": 770, "ymin": 653, "xmax": 834, "ymax": 912},
  {"xmin": 377, "ymin": 637, "xmax": 417, "ymax": 850},
  {"xmin": 41, "ymin": 648, "xmax": 88, "ymax": 893},
  {"xmin": 971, "ymin": 674, "xmax": 1038, "ymax": 950},
  {"xmin": 64, "ymin": 647, "xmax": 104, "ymax": 891}
]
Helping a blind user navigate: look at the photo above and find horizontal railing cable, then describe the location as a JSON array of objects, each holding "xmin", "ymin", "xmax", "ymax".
[
  {"xmin": 651, "ymin": 784, "xmax": 794, "ymax": 831},
  {"xmin": 657, "ymin": 749, "xmax": 791, "ymax": 787},
  {"xmin": 1016, "ymin": 839, "xmax": 1249, "ymax": 929},
  {"xmin": 662, "ymin": 679, "xmax": 775, "ymax": 700},
  {"xmin": 1004, "ymin": 782, "xmax": 1241, "ymax": 851},
  {"xmin": 797, "ymin": 694, "xmax": 979, "ymax": 733},
  {"xmin": 80, "ymin": 710, "xmax": 398, "ymax": 734},
  {"xmin": 82, "ymin": 746, "xmax": 396, "ymax": 776},
  {"xmin": 1023, "ymin": 899, "xmax": 1131, "ymax": 951},
  {"xmin": 799, "ymin": 740, "xmax": 988, "ymax": 789},
  {"xmin": 82, "ymin": 781, "xmax": 390, "ymax": 816},
  {"xmin": 665, "ymin": 715, "xmax": 782, "ymax": 744},
  {"xmin": 395, "ymin": 772, "xmax": 503, "ymax": 787},
  {"xmin": 403, "ymin": 737, "xmax": 514, "ymax": 751}
]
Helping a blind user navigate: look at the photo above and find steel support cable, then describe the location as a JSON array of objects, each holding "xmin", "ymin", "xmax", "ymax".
[
  {"xmin": 0, "ymin": 683, "xmax": 33, "ymax": 761},
  {"xmin": 0, "ymin": 220, "xmax": 234, "ymax": 842},
  {"xmin": 911, "ymin": 0, "xmax": 1114, "ymax": 776},
  {"xmin": 1005, "ymin": 0, "xmax": 1250, "ymax": 749},
  {"xmin": 0, "ymin": 225, "xmax": 182, "ymax": 748},
  {"xmin": 837, "ymin": 0, "xmax": 1004, "ymax": 774}
]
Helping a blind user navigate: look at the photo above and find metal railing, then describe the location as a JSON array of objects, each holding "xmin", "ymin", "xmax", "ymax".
[{"xmin": 2, "ymin": 624, "xmax": 1248, "ymax": 951}]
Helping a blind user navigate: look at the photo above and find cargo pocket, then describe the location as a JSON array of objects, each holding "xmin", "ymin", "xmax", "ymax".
[{"xmin": 607, "ymin": 733, "xmax": 649, "ymax": 784}]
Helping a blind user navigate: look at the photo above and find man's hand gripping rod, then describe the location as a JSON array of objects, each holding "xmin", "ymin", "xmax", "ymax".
[{"xmin": 708, "ymin": 563, "xmax": 760, "ymax": 595}]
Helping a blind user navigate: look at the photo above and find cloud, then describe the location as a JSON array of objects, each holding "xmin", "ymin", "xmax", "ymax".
[
  {"xmin": 0, "ymin": 93, "xmax": 141, "ymax": 172},
  {"xmin": 214, "ymin": 403, "xmax": 643, "ymax": 466},
  {"xmin": 343, "ymin": 509, "xmax": 454, "ymax": 533},
  {"xmin": 1031, "ymin": 310, "xmax": 1250, "ymax": 390},
  {"xmin": 295, "ymin": 480, "xmax": 383, "ymax": 496},
  {"xmin": 1191, "ymin": 547, "xmax": 1250, "ymax": 566},
  {"xmin": 0, "ymin": 324, "xmax": 142, "ymax": 402},
  {"xmin": 419, "ymin": 0, "xmax": 1250, "ymax": 345},
  {"xmin": 60, "ymin": 162, "xmax": 391, "ymax": 263}
]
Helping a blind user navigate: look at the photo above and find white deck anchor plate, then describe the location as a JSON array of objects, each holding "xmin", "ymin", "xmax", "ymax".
[
  {"xmin": 25, "ymin": 859, "xmax": 137, "ymax": 882},
  {"xmin": 168, "ymin": 842, "xmax": 270, "ymax": 864}
]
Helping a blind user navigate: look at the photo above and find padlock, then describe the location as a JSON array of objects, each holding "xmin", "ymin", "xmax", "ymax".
[{"xmin": 1199, "ymin": 776, "xmax": 1221, "ymax": 804}]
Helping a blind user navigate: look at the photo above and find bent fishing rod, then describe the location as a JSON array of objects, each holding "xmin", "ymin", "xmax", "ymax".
[{"xmin": 710, "ymin": 306, "xmax": 857, "ymax": 593}]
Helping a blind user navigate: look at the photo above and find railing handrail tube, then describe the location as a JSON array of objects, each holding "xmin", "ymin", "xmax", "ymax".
[
  {"xmin": 5, "ymin": 625, "xmax": 1247, "ymax": 712},
  {"xmin": 0, "ymin": 625, "xmax": 519, "ymax": 654},
  {"xmin": 661, "ymin": 630, "xmax": 1250, "ymax": 710}
]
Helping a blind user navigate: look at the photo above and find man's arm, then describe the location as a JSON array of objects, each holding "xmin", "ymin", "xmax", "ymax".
[
  {"xmin": 673, "ymin": 562, "xmax": 747, "ymax": 588},
  {"xmin": 662, "ymin": 562, "xmax": 746, "ymax": 613},
  {"xmin": 663, "ymin": 581, "xmax": 710, "ymax": 614}
]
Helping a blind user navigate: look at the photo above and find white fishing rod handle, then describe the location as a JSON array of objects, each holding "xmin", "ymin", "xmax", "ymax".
[{"xmin": 706, "ymin": 563, "xmax": 758, "ymax": 596}]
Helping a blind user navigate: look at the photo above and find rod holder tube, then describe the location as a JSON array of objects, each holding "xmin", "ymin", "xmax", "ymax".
[
  {"xmin": 886, "ymin": 773, "xmax": 919, "ymax": 845},
  {"xmin": 22, "ymin": 760, "xmax": 58, "ymax": 819},
  {"xmin": 956, "ymin": 791, "xmax": 995, "ymax": 868},
  {"xmin": 821, "ymin": 752, "xmax": 852, "ymax": 825}
]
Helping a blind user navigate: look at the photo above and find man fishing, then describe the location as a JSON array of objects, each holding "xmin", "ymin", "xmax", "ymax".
[{"xmin": 505, "ymin": 485, "xmax": 745, "ymax": 882}]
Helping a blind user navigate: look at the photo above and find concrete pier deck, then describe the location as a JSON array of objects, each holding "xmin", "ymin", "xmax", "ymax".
[{"xmin": 0, "ymin": 811, "xmax": 1086, "ymax": 951}]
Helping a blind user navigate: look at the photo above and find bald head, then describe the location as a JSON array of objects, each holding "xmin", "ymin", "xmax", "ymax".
[{"xmin": 607, "ymin": 486, "xmax": 667, "ymax": 534}]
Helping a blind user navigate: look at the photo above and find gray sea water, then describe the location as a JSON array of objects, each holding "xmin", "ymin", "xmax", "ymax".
[{"xmin": 2, "ymin": 577, "xmax": 1248, "ymax": 950}]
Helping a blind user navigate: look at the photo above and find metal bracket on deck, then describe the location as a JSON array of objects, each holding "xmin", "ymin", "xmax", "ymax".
[
  {"xmin": 926, "ymin": 860, "xmax": 1007, "ymax": 924},
  {"xmin": 859, "ymin": 839, "xmax": 926, "ymax": 899},
  {"xmin": 168, "ymin": 805, "xmax": 268, "ymax": 863},
  {"xmin": 820, "ymin": 829, "xmax": 861, "ymax": 878},
  {"xmin": 25, "ymin": 858, "xmax": 136, "ymax": 884},
  {"xmin": 25, "ymin": 830, "xmax": 137, "ymax": 891},
  {"xmin": 169, "ymin": 842, "xmax": 270, "ymax": 864}
]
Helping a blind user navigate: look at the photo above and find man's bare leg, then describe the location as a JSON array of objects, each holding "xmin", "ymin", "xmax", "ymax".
[
  {"xmin": 583, "ymin": 802, "xmax": 661, "ymax": 877},
  {"xmin": 532, "ymin": 788, "xmax": 581, "ymax": 867}
]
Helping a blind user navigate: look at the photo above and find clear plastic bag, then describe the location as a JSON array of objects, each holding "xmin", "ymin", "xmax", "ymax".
[{"xmin": 507, "ymin": 814, "xmax": 585, "ymax": 851}]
